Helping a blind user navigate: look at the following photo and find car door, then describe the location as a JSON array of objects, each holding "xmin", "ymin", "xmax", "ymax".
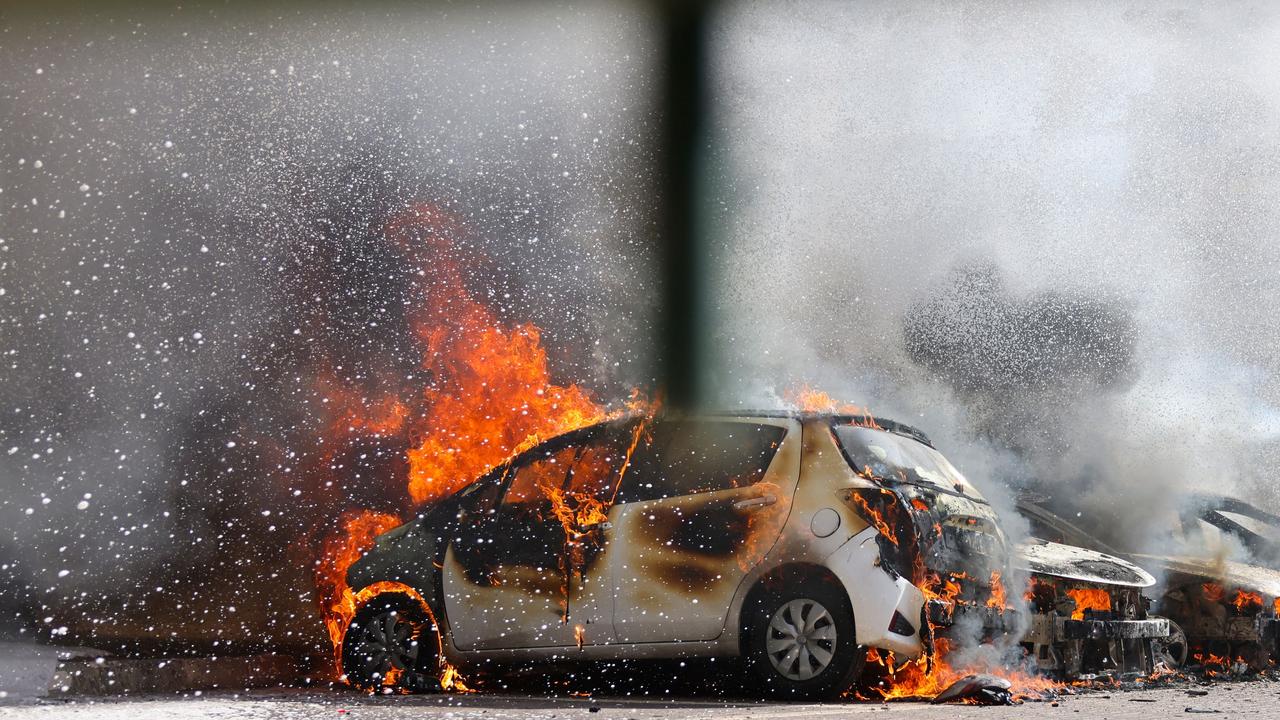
[
  {"xmin": 441, "ymin": 424, "xmax": 630, "ymax": 650},
  {"xmin": 609, "ymin": 417, "xmax": 800, "ymax": 643}
]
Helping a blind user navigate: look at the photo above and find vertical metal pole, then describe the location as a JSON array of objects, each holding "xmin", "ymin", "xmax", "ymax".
[{"xmin": 656, "ymin": 0, "xmax": 709, "ymax": 409}]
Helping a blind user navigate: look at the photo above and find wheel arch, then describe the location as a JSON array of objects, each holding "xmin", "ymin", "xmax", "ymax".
[{"xmin": 736, "ymin": 562, "xmax": 854, "ymax": 656}]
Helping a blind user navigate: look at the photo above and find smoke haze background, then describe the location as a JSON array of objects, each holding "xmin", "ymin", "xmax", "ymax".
[
  {"xmin": 6, "ymin": 0, "xmax": 1280, "ymax": 657},
  {"xmin": 708, "ymin": 0, "xmax": 1280, "ymax": 557},
  {"xmin": 0, "ymin": 2, "xmax": 657, "ymax": 649}
]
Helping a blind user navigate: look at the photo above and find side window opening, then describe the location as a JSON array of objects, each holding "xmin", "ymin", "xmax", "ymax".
[
  {"xmin": 499, "ymin": 446, "xmax": 577, "ymax": 523},
  {"xmin": 496, "ymin": 423, "xmax": 636, "ymax": 526},
  {"xmin": 618, "ymin": 420, "xmax": 786, "ymax": 503}
]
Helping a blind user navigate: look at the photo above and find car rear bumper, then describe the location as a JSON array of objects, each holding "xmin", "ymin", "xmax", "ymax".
[
  {"xmin": 1056, "ymin": 616, "xmax": 1169, "ymax": 640},
  {"xmin": 824, "ymin": 526, "xmax": 926, "ymax": 658},
  {"xmin": 1255, "ymin": 614, "xmax": 1280, "ymax": 646},
  {"xmin": 929, "ymin": 599, "xmax": 1169, "ymax": 643}
]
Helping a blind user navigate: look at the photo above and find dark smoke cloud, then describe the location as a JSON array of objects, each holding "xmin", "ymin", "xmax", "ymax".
[{"xmin": 903, "ymin": 263, "xmax": 1136, "ymax": 396}]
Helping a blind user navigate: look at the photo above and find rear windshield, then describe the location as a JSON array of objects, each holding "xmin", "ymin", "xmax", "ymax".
[{"xmin": 833, "ymin": 424, "xmax": 985, "ymax": 502}]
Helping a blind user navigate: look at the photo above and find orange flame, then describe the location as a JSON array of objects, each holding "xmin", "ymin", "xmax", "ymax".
[
  {"xmin": 310, "ymin": 206, "xmax": 654, "ymax": 689},
  {"xmin": 1066, "ymin": 587, "xmax": 1111, "ymax": 620},
  {"xmin": 314, "ymin": 510, "xmax": 472, "ymax": 691},
  {"xmin": 381, "ymin": 205, "xmax": 612, "ymax": 507},
  {"xmin": 845, "ymin": 487, "xmax": 901, "ymax": 545},
  {"xmin": 1202, "ymin": 582, "xmax": 1226, "ymax": 603},
  {"xmin": 737, "ymin": 480, "xmax": 790, "ymax": 572},
  {"xmin": 865, "ymin": 639, "xmax": 1061, "ymax": 701},
  {"xmin": 323, "ymin": 386, "xmax": 409, "ymax": 437},
  {"xmin": 1193, "ymin": 651, "xmax": 1230, "ymax": 668},
  {"xmin": 316, "ymin": 509, "xmax": 404, "ymax": 668},
  {"xmin": 785, "ymin": 384, "xmax": 880, "ymax": 428},
  {"xmin": 986, "ymin": 571, "xmax": 1008, "ymax": 612},
  {"xmin": 1231, "ymin": 589, "xmax": 1264, "ymax": 613}
]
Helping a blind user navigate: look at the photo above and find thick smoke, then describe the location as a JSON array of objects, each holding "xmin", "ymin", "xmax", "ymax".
[
  {"xmin": 708, "ymin": 1, "xmax": 1280, "ymax": 561},
  {"xmin": 0, "ymin": 3, "xmax": 656, "ymax": 652}
]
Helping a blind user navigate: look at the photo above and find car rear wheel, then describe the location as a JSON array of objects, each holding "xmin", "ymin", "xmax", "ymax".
[
  {"xmin": 747, "ymin": 582, "xmax": 863, "ymax": 699},
  {"xmin": 341, "ymin": 594, "xmax": 437, "ymax": 692}
]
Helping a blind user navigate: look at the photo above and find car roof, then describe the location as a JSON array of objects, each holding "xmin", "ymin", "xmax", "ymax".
[{"xmin": 645, "ymin": 410, "xmax": 935, "ymax": 448}]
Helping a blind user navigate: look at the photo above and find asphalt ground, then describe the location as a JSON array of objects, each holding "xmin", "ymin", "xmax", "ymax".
[
  {"xmin": 4, "ymin": 642, "xmax": 1279, "ymax": 718},
  {"xmin": 5, "ymin": 681, "xmax": 1280, "ymax": 720}
]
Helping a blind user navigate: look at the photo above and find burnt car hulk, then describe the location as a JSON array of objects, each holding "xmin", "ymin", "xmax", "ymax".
[
  {"xmin": 1019, "ymin": 492, "xmax": 1280, "ymax": 670},
  {"xmin": 342, "ymin": 413, "xmax": 1166, "ymax": 697}
]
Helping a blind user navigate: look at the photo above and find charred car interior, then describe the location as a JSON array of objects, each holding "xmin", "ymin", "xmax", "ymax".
[{"xmin": 341, "ymin": 412, "xmax": 1172, "ymax": 698}]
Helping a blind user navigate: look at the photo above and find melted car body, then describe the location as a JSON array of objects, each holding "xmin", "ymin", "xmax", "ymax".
[{"xmin": 1019, "ymin": 492, "xmax": 1280, "ymax": 669}]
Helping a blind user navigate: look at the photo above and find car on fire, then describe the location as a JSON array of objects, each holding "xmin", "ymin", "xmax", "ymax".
[
  {"xmin": 341, "ymin": 412, "xmax": 1168, "ymax": 698},
  {"xmin": 1018, "ymin": 491, "xmax": 1280, "ymax": 670}
]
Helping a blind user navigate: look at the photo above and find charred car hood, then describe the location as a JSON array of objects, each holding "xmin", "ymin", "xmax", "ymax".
[
  {"xmin": 1129, "ymin": 553, "xmax": 1280, "ymax": 597},
  {"xmin": 1017, "ymin": 538, "xmax": 1156, "ymax": 588},
  {"xmin": 346, "ymin": 504, "xmax": 458, "ymax": 597}
]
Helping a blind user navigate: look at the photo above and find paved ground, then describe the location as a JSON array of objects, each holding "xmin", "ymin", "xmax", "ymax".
[
  {"xmin": 3, "ymin": 640, "xmax": 1277, "ymax": 718},
  {"xmin": 3, "ymin": 681, "xmax": 1279, "ymax": 719}
]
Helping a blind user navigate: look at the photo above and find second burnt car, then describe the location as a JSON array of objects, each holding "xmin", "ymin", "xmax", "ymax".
[
  {"xmin": 1018, "ymin": 491, "xmax": 1280, "ymax": 670},
  {"xmin": 341, "ymin": 412, "xmax": 1167, "ymax": 697}
]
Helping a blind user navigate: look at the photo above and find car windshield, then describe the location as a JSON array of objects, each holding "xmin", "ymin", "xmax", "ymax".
[{"xmin": 834, "ymin": 424, "xmax": 985, "ymax": 501}]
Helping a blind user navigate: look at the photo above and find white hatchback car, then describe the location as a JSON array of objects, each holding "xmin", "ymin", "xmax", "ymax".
[{"xmin": 342, "ymin": 412, "xmax": 1164, "ymax": 697}]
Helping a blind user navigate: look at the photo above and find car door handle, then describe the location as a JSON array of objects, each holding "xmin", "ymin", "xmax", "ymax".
[{"xmin": 733, "ymin": 494, "xmax": 777, "ymax": 511}]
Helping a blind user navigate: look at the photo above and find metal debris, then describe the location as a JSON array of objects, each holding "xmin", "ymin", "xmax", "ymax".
[{"xmin": 930, "ymin": 674, "xmax": 1014, "ymax": 705}]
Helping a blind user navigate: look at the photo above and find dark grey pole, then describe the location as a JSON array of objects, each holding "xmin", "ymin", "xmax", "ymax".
[{"xmin": 656, "ymin": 0, "xmax": 710, "ymax": 410}]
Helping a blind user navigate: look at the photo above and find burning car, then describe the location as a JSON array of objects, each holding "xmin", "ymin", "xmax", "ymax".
[
  {"xmin": 1018, "ymin": 491, "xmax": 1280, "ymax": 670},
  {"xmin": 338, "ymin": 412, "xmax": 1166, "ymax": 698}
]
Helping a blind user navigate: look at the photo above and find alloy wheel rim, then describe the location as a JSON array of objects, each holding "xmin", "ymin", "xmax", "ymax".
[
  {"xmin": 1153, "ymin": 620, "xmax": 1188, "ymax": 668},
  {"xmin": 350, "ymin": 610, "xmax": 420, "ymax": 682},
  {"xmin": 766, "ymin": 598, "xmax": 838, "ymax": 681}
]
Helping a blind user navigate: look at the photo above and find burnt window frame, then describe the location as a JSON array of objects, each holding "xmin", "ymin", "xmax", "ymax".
[
  {"xmin": 615, "ymin": 419, "xmax": 788, "ymax": 504},
  {"xmin": 476, "ymin": 420, "xmax": 638, "ymax": 519},
  {"xmin": 830, "ymin": 421, "xmax": 989, "ymax": 505}
]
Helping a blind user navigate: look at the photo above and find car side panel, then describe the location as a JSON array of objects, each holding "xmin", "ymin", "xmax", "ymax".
[{"xmin": 610, "ymin": 417, "xmax": 803, "ymax": 643}]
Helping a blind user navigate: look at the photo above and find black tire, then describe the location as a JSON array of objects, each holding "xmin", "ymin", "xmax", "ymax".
[
  {"xmin": 341, "ymin": 593, "xmax": 439, "ymax": 693},
  {"xmin": 746, "ymin": 580, "xmax": 864, "ymax": 699}
]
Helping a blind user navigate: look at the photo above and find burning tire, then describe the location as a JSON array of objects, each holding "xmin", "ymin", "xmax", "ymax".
[
  {"xmin": 747, "ymin": 582, "xmax": 864, "ymax": 699},
  {"xmin": 341, "ymin": 593, "xmax": 438, "ymax": 693}
]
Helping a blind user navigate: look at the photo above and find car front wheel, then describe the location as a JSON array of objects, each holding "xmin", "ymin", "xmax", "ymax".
[
  {"xmin": 747, "ymin": 582, "xmax": 863, "ymax": 699},
  {"xmin": 341, "ymin": 594, "xmax": 438, "ymax": 693}
]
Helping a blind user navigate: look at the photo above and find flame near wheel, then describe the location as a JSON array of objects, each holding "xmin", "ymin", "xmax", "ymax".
[{"xmin": 341, "ymin": 595, "xmax": 434, "ymax": 692}]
